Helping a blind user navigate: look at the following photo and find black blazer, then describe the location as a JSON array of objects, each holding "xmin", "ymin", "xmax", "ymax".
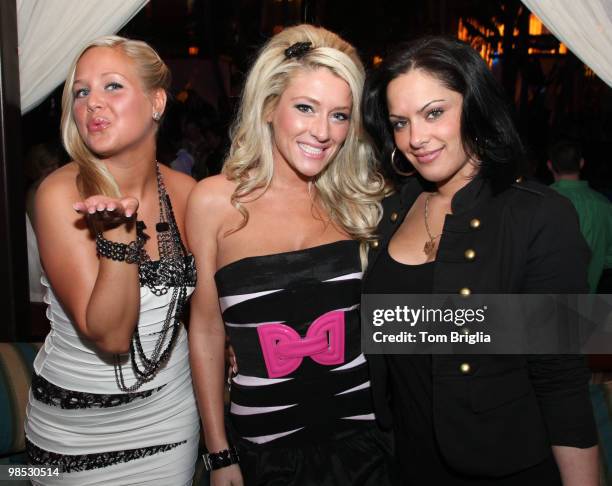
[{"xmin": 365, "ymin": 176, "xmax": 598, "ymax": 477}]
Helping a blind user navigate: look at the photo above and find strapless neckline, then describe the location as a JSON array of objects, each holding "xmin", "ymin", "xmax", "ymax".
[{"xmin": 215, "ymin": 239, "xmax": 357, "ymax": 277}]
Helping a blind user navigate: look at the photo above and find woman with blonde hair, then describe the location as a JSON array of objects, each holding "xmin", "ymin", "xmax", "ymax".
[
  {"xmin": 24, "ymin": 36, "xmax": 199, "ymax": 485},
  {"xmin": 187, "ymin": 24, "xmax": 395, "ymax": 486}
]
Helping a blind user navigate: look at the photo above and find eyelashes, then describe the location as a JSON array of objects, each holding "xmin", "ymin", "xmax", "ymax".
[
  {"xmin": 294, "ymin": 104, "xmax": 350, "ymax": 122},
  {"xmin": 73, "ymin": 82, "xmax": 124, "ymax": 99},
  {"xmin": 105, "ymin": 82, "xmax": 123, "ymax": 91},
  {"xmin": 391, "ymin": 119, "xmax": 407, "ymax": 131},
  {"xmin": 332, "ymin": 112, "xmax": 350, "ymax": 122},
  {"xmin": 426, "ymin": 108, "xmax": 443, "ymax": 120},
  {"xmin": 390, "ymin": 108, "xmax": 445, "ymax": 130},
  {"xmin": 74, "ymin": 88, "xmax": 89, "ymax": 99},
  {"xmin": 295, "ymin": 104, "xmax": 313, "ymax": 114}
]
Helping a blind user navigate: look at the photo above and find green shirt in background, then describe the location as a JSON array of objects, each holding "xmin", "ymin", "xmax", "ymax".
[{"xmin": 551, "ymin": 179, "xmax": 612, "ymax": 292}]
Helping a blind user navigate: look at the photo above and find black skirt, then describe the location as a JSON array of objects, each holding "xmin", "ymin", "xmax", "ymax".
[{"xmin": 235, "ymin": 424, "xmax": 400, "ymax": 486}]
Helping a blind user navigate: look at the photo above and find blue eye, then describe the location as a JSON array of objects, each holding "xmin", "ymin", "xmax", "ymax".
[
  {"xmin": 332, "ymin": 112, "xmax": 350, "ymax": 122},
  {"xmin": 295, "ymin": 104, "xmax": 313, "ymax": 113},
  {"xmin": 426, "ymin": 108, "xmax": 443, "ymax": 120},
  {"xmin": 105, "ymin": 82, "xmax": 123, "ymax": 91},
  {"xmin": 74, "ymin": 88, "xmax": 89, "ymax": 99}
]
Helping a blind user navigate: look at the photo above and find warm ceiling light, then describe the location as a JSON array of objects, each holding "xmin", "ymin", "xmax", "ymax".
[
  {"xmin": 188, "ymin": 46, "xmax": 199, "ymax": 56},
  {"xmin": 529, "ymin": 14, "xmax": 543, "ymax": 35}
]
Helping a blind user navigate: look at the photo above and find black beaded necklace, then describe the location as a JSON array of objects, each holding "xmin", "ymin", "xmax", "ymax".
[{"xmin": 114, "ymin": 164, "xmax": 189, "ymax": 392}]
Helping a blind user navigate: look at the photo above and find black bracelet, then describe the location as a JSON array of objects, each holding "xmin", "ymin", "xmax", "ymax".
[
  {"xmin": 202, "ymin": 446, "xmax": 240, "ymax": 471},
  {"xmin": 96, "ymin": 233, "xmax": 141, "ymax": 264}
]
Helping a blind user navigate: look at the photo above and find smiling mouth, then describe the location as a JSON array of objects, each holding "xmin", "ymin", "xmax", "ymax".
[
  {"xmin": 298, "ymin": 142, "xmax": 328, "ymax": 159},
  {"xmin": 413, "ymin": 148, "xmax": 443, "ymax": 163}
]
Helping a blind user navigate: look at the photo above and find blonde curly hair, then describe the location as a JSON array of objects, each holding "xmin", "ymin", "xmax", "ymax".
[
  {"xmin": 61, "ymin": 36, "xmax": 171, "ymax": 198},
  {"xmin": 223, "ymin": 24, "xmax": 384, "ymax": 265}
]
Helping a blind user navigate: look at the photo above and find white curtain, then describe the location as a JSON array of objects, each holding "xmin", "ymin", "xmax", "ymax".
[
  {"xmin": 17, "ymin": 0, "xmax": 149, "ymax": 114},
  {"xmin": 521, "ymin": 0, "xmax": 612, "ymax": 87}
]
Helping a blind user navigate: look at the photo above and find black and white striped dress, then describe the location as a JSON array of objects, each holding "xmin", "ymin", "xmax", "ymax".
[{"xmin": 215, "ymin": 240, "xmax": 395, "ymax": 484}]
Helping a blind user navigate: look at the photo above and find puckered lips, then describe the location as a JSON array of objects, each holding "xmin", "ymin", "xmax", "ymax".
[
  {"xmin": 412, "ymin": 147, "xmax": 443, "ymax": 164},
  {"xmin": 297, "ymin": 141, "xmax": 330, "ymax": 160},
  {"xmin": 87, "ymin": 116, "xmax": 110, "ymax": 133}
]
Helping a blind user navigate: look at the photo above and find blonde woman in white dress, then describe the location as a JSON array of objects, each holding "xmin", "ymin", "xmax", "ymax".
[{"xmin": 24, "ymin": 36, "xmax": 199, "ymax": 485}]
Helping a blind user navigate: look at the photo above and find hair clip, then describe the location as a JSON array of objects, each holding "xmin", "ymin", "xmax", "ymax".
[{"xmin": 284, "ymin": 41, "xmax": 312, "ymax": 59}]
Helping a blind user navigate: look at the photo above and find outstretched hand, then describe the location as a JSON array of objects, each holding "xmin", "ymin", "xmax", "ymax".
[{"xmin": 73, "ymin": 195, "xmax": 139, "ymax": 233}]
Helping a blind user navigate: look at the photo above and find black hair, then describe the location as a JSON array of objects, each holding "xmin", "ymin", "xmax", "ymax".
[
  {"xmin": 362, "ymin": 36, "xmax": 523, "ymax": 189},
  {"xmin": 548, "ymin": 139, "xmax": 582, "ymax": 174}
]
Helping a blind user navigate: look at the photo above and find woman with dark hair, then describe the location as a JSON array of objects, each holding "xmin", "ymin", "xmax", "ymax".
[{"xmin": 362, "ymin": 36, "xmax": 598, "ymax": 485}]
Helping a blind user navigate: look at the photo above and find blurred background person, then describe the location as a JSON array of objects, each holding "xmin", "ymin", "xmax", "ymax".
[{"xmin": 548, "ymin": 139, "xmax": 612, "ymax": 293}]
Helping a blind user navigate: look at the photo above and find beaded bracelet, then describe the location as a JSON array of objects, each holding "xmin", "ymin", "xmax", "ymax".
[
  {"xmin": 202, "ymin": 446, "xmax": 240, "ymax": 471},
  {"xmin": 96, "ymin": 233, "xmax": 141, "ymax": 264}
]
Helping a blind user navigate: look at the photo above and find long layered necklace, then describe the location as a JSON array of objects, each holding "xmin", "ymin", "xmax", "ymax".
[{"xmin": 114, "ymin": 164, "xmax": 189, "ymax": 392}]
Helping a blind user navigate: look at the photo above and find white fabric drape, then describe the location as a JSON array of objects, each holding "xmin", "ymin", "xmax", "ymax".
[
  {"xmin": 26, "ymin": 213, "xmax": 44, "ymax": 302},
  {"xmin": 521, "ymin": 0, "xmax": 612, "ymax": 87},
  {"xmin": 17, "ymin": 0, "xmax": 149, "ymax": 113}
]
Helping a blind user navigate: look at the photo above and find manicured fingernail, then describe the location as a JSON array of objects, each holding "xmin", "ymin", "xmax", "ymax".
[
  {"xmin": 88, "ymin": 207, "xmax": 96, "ymax": 214},
  {"xmin": 125, "ymin": 211, "xmax": 133, "ymax": 218}
]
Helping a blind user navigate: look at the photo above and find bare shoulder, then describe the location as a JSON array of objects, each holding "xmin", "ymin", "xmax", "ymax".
[
  {"xmin": 188, "ymin": 174, "xmax": 236, "ymax": 212},
  {"xmin": 159, "ymin": 164, "xmax": 196, "ymax": 206},
  {"xmin": 36, "ymin": 162, "xmax": 80, "ymax": 204},
  {"xmin": 159, "ymin": 164, "xmax": 196, "ymax": 189},
  {"xmin": 34, "ymin": 163, "xmax": 83, "ymax": 234},
  {"xmin": 186, "ymin": 174, "xmax": 238, "ymax": 241},
  {"xmin": 34, "ymin": 162, "xmax": 93, "ymax": 270}
]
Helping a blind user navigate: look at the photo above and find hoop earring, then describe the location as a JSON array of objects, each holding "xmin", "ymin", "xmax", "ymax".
[{"xmin": 390, "ymin": 148, "xmax": 415, "ymax": 177}]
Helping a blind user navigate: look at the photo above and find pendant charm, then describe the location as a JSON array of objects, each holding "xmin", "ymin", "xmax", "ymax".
[
  {"xmin": 423, "ymin": 239, "xmax": 436, "ymax": 256},
  {"xmin": 156, "ymin": 222, "xmax": 170, "ymax": 232}
]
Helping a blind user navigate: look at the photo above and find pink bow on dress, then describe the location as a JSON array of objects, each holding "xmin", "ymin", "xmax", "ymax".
[{"xmin": 257, "ymin": 310, "xmax": 346, "ymax": 378}]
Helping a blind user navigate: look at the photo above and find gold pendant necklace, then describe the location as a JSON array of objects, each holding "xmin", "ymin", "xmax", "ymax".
[{"xmin": 423, "ymin": 193, "xmax": 441, "ymax": 256}]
